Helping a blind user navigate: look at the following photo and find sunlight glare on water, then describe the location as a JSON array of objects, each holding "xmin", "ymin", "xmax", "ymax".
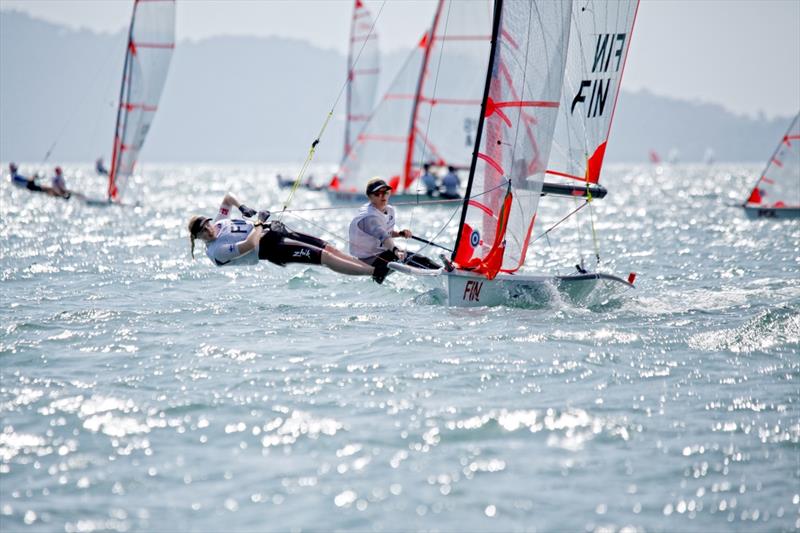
[{"xmin": 1, "ymin": 163, "xmax": 798, "ymax": 531}]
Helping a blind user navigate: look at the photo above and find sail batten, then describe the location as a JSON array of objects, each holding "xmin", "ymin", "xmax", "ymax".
[
  {"xmin": 108, "ymin": 0, "xmax": 175, "ymax": 202},
  {"xmin": 344, "ymin": 0, "xmax": 380, "ymax": 161}
]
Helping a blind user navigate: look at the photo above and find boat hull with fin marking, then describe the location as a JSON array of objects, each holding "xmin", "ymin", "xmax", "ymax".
[
  {"xmin": 742, "ymin": 205, "xmax": 800, "ymax": 219},
  {"xmin": 387, "ymin": 263, "xmax": 634, "ymax": 307},
  {"xmin": 445, "ymin": 270, "xmax": 633, "ymax": 307}
]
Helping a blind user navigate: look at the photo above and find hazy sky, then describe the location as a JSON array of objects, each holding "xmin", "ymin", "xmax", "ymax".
[{"xmin": 2, "ymin": 0, "xmax": 798, "ymax": 118}]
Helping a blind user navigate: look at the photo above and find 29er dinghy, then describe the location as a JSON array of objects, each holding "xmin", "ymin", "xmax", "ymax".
[
  {"xmin": 329, "ymin": 0, "xmax": 492, "ymax": 204},
  {"xmin": 388, "ymin": 0, "xmax": 639, "ymax": 307},
  {"xmin": 742, "ymin": 111, "xmax": 800, "ymax": 219}
]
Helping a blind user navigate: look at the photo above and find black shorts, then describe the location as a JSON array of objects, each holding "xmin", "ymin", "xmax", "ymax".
[
  {"xmin": 258, "ymin": 228, "xmax": 326, "ymax": 266},
  {"xmin": 26, "ymin": 182, "xmax": 43, "ymax": 192}
]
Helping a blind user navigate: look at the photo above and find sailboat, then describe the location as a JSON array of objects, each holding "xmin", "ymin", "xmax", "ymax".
[
  {"xmin": 742, "ymin": 111, "xmax": 800, "ymax": 219},
  {"xmin": 329, "ymin": 0, "xmax": 492, "ymax": 204},
  {"xmin": 103, "ymin": 0, "xmax": 176, "ymax": 204},
  {"xmin": 389, "ymin": 0, "xmax": 639, "ymax": 307}
]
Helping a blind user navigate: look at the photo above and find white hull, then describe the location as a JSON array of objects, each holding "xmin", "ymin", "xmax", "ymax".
[
  {"xmin": 388, "ymin": 263, "xmax": 634, "ymax": 307},
  {"xmin": 326, "ymin": 190, "xmax": 459, "ymax": 207},
  {"xmin": 742, "ymin": 205, "xmax": 800, "ymax": 219}
]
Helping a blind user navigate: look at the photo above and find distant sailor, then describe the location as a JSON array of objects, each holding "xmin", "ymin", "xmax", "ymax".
[
  {"xmin": 8, "ymin": 162, "xmax": 44, "ymax": 192},
  {"xmin": 440, "ymin": 166, "xmax": 461, "ymax": 200},
  {"xmin": 188, "ymin": 192, "xmax": 377, "ymax": 279},
  {"xmin": 95, "ymin": 158, "xmax": 109, "ymax": 176},
  {"xmin": 420, "ymin": 164, "xmax": 438, "ymax": 197},
  {"xmin": 349, "ymin": 178, "xmax": 440, "ymax": 282},
  {"xmin": 49, "ymin": 166, "xmax": 70, "ymax": 198}
]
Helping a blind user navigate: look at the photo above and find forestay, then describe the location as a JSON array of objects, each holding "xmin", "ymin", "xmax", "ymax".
[
  {"xmin": 452, "ymin": 0, "xmax": 573, "ymax": 279},
  {"xmin": 745, "ymin": 112, "xmax": 800, "ymax": 209},
  {"xmin": 547, "ymin": 0, "xmax": 639, "ymax": 187},
  {"xmin": 344, "ymin": 0, "xmax": 380, "ymax": 160},
  {"xmin": 334, "ymin": 0, "xmax": 492, "ymax": 195},
  {"xmin": 108, "ymin": 0, "xmax": 175, "ymax": 201}
]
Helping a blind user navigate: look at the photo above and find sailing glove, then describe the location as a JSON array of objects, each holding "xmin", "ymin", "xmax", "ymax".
[
  {"xmin": 268, "ymin": 220, "xmax": 287, "ymax": 235},
  {"xmin": 257, "ymin": 210, "xmax": 271, "ymax": 223},
  {"xmin": 239, "ymin": 204, "xmax": 257, "ymax": 218}
]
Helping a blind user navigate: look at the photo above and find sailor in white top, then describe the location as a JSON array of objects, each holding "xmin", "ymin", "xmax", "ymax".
[{"xmin": 188, "ymin": 193, "xmax": 378, "ymax": 279}]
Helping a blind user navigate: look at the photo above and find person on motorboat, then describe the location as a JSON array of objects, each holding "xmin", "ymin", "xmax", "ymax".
[
  {"xmin": 188, "ymin": 192, "xmax": 378, "ymax": 280},
  {"xmin": 349, "ymin": 178, "xmax": 441, "ymax": 282}
]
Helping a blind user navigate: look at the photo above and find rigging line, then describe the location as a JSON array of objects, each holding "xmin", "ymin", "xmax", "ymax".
[
  {"xmin": 277, "ymin": 0, "xmax": 387, "ymax": 219},
  {"xmin": 530, "ymin": 200, "xmax": 589, "ymax": 245},
  {"xmin": 586, "ymin": 188, "xmax": 601, "ymax": 265},
  {"xmin": 42, "ymin": 34, "xmax": 121, "ymax": 164},
  {"xmin": 407, "ymin": 0, "xmax": 451, "ymax": 231}
]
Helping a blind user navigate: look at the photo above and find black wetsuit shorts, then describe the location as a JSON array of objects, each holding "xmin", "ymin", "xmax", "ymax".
[
  {"xmin": 258, "ymin": 228, "xmax": 326, "ymax": 266},
  {"xmin": 26, "ymin": 182, "xmax": 43, "ymax": 192}
]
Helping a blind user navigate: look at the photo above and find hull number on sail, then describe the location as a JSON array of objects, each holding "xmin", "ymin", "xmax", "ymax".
[
  {"xmin": 571, "ymin": 33, "xmax": 628, "ymax": 118},
  {"xmin": 463, "ymin": 280, "xmax": 483, "ymax": 302}
]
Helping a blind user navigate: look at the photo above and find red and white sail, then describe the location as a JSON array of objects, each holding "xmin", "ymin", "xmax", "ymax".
[
  {"xmin": 334, "ymin": 0, "xmax": 492, "ymax": 194},
  {"xmin": 344, "ymin": 0, "xmax": 380, "ymax": 160},
  {"xmin": 108, "ymin": 0, "xmax": 175, "ymax": 201},
  {"xmin": 547, "ymin": 0, "xmax": 639, "ymax": 186},
  {"xmin": 452, "ymin": 0, "xmax": 573, "ymax": 279},
  {"xmin": 745, "ymin": 112, "xmax": 800, "ymax": 208}
]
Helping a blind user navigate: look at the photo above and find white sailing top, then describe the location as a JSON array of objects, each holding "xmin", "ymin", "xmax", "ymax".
[
  {"xmin": 348, "ymin": 203, "xmax": 396, "ymax": 259},
  {"xmin": 205, "ymin": 215, "xmax": 259, "ymax": 267}
]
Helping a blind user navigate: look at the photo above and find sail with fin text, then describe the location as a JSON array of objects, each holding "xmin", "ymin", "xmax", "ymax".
[
  {"xmin": 108, "ymin": 0, "xmax": 175, "ymax": 202},
  {"xmin": 547, "ymin": 0, "xmax": 639, "ymax": 187},
  {"xmin": 452, "ymin": 0, "xmax": 573, "ymax": 279}
]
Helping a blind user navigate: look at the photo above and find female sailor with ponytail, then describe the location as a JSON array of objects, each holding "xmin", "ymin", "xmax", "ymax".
[{"xmin": 188, "ymin": 193, "xmax": 378, "ymax": 278}]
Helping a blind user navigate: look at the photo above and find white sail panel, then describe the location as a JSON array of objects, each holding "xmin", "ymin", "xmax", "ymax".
[
  {"xmin": 334, "ymin": 38, "xmax": 426, "ymax": 194},
  {"xmin": 548, "ymin": 0, "xmax": 638, "ymax": 185},
  {"xmin": 109, "ymin": 0, "xmax": 175, "ymax": 201},
  {"xmin": 453, "ymin": 0, "xmax": 573, "ymax": 277},
  {"xmin": 344, "ymin": 0, "xmax": 380, "ymax": 159},
  {"xmin": 407, "ymin": 0, "xmax": 493, "ymax": 190},
  {"xmin": 746, "ymin": 112, "xmax": 800, "ymax": 208}
]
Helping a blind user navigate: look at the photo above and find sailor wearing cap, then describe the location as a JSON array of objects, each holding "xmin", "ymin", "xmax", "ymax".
[{"xmin": 348, "ymin": 177, "xmax": 417, "ymax": 282}]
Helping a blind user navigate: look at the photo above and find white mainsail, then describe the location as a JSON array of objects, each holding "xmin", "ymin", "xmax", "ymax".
[
  {"xmin": 334, "ymin": 0, "xmax": 492, "ymax": 195},
  {"xmin": 108, "ymin": 0, "xmax": 175, "ymax": 202},
  {"xmin": 344, "ymin": 0, "xmax": 380, "ymax": 161},
  {"xmin": 452, "ymin": 0, "xmax": 573, "ymax": 278}
]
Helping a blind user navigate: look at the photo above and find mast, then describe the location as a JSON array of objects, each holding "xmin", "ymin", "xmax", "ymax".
[
  {"xmin": 451, "ymin": 0, "xmax": 502, "ymax": 262},
  {"xmin": 402, "ymin": 0, "xmax": 444, "ymax": 192},
  {"xmin": 108, "ymin": 0, "xmax": 137, "ymax": 201}
]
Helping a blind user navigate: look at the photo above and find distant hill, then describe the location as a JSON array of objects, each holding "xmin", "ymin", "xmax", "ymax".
[{"xmin": 0, "ymin": 10, "xmax": 794, "ymax": 165}]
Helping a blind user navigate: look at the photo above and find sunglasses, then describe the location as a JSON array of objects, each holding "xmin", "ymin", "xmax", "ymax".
[{"xmin": 370, "ymin": 189, "xmax": 391, "ymax": 197}]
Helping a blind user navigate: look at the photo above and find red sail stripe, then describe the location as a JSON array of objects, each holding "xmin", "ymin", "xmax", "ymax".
[
  {"xmin": 357, "ymin": 134, "xmax": 407, "ymax": 143},
  {"xmin": 351, "ymin": 34, "xmax": 378, "ymax": 43},
  {"xmin": 772, "ymin": 158, "xmax": 783, "ymax": 168},
  {"xmin": 545, "ymin": 169, "xmax": 584, "ymax": 181},
  {"xmin": 467, "ymin": 200, "xmax": 495, "ymax": 218},
  {"xmin": 123, "ymin": 103, "xmax": 158, "ymax": 112},
  {"xmin": 418, "ymin": 96, "xmax": 482, "ymax": 106},
  {"xmin": 477, "ymin": 152, "xmax": 505, "ymax": 175},
  {"xmin": 383, "ymin": 93, "xmax": 416, "ymax": 101}
]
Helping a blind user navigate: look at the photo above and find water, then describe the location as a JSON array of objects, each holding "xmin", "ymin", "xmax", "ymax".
[{"xmin": 1, "ymin": 163, "xmax": 798, "ymax": 532}]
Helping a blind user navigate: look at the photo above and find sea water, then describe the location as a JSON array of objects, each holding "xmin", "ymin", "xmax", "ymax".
[{"xmin": 0, "ymin": 163, "xmax": 797, "ymax": 532}]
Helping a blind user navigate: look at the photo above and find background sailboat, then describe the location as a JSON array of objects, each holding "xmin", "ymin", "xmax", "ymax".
[
  {"xmin": 330, "ymin": 0, "xmax": 492, "ymax": 203},
  {"xmin": 742, "ymin": 111, "xmax": 800, "ymax": 219},
  {"xmin": 106, "ymin": 0, "xmax": 176, "ymax": 203}
]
